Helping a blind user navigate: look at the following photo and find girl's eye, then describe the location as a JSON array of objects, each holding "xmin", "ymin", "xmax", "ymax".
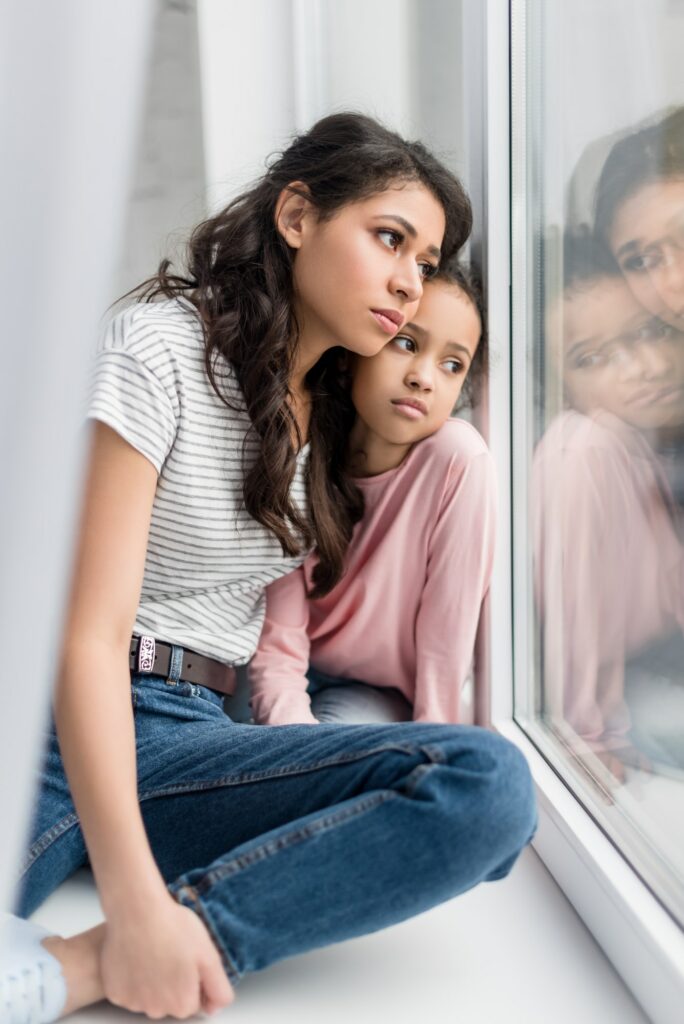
[
  {"xmin": 393, "ymin": 335, "xmax": 416, "ymax": 353},
  {"xmin": 377, "ymin": 228, "xmax": 403, "ymax": 251},
  {"xmin": 575, "ymin": 352, "xmax": 604, "ymax": 370},
  {"xmin": 443, "ymin": 359, "xmax": 464, "ymax": 374},
  {"xmin": 419, "ymin": 261, "xmax": 439, "ymax": 280},
  {"xmin": 637, "ymin": 320, "xmax": 673, "ymax": 342}
]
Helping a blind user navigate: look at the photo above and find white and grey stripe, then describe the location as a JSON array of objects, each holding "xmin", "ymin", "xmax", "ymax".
[{"xmin": 88, "ymin": 298, "xmax": 309, "ymax": 666}]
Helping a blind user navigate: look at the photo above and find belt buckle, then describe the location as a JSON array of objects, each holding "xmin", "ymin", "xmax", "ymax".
[{"xmin": 137, "ymin": 635, "xmax": 156, "ymax": 673}]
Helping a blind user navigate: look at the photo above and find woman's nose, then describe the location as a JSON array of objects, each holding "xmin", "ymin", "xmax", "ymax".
[
  {"xmin": 390, "ymin": 261, "xmax": 424, "ymax": 304},
  {"xmin": 656, "ymin": 249, "xmax": 684, "ymax": 306}
]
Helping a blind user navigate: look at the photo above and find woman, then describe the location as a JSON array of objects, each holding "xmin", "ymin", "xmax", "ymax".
[
  {"xmin": 595, "ymin": 105, "xmax": 684, "ymax": 335},
  {"xmin": 2, "ymin": 113, "xmax": 536, "ymax": 1024}
]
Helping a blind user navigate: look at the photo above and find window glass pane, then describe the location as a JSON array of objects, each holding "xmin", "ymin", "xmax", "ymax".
[{"xmin": 513, "ymin": 0, "xmax": 684, "ymax": 921}]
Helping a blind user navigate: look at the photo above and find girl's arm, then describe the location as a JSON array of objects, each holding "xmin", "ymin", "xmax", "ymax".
[
  {"xmin": 412, "ymin": 451, "xmax": 497, "ymax": 724},
  {"xmin": 249, "ymin": 566, "xmax": 318, "ymax": 724},
  {"xmin": 54, "ymin": 421, "xmax": 232, "ymax": 1018}
]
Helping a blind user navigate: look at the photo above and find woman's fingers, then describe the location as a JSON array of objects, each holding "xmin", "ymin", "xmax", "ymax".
[{"xmin": 199, "ymin": 954, "xmax": 235, "ymax": 1015}]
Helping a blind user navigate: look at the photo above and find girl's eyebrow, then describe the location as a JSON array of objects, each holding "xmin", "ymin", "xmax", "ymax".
[{"xmin": 371, "ymin": 215, "xmax": 441, "ymax": 259}]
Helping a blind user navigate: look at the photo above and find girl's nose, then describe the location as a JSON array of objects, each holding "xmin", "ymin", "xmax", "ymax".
[
  {"xmin": 639, "ymin": 342, "xmax": 673, "ymax": 380},
  {"xmin": 405, "ymin": 363, "xmax": 434, "ymax": 391}
]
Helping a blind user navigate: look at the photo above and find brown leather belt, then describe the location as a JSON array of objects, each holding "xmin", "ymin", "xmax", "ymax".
[{"xmin": 129, "ymin": 635, "xmax": 237, "ymax": 696}]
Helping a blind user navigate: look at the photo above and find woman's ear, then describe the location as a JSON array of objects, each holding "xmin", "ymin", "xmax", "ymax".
[{"xmin": 275, "ymin": 181, "xmax": 313, "ymax": 250}]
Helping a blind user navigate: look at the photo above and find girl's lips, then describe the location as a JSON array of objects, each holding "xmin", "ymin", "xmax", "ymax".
[
  {"xmin": 371, "ymin": 309, "xmax": 403, "ymax": 334},
  {"xmin": 391, "ymin": 399, "xmax": 427, "ymax": 420},
  {"xmin": 629, "ymin": 385, "xmax": 684, "ymax": 408}
]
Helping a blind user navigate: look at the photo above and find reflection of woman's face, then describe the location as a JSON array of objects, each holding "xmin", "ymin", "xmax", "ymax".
[
  {"xmin": 609, "ymin": 178, "xmax": 684, "ymax": 332},
  {"xmin": 556, "ymin": 275, "xmax": 684, "ymax": 430}
]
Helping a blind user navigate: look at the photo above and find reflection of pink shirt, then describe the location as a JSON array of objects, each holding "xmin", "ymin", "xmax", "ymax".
[
  {"xmin": 250, "ymin": 420, "xmax": 497, "ymax": 725},
  {"xmin": 532, "ymin": 410, "xmax": 684, "ymax": 747}
]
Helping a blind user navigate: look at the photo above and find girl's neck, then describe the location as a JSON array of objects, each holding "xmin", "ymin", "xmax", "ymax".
[{"xmin": 347, "ymin": 417, "xmax": 413, "ymax": 478}]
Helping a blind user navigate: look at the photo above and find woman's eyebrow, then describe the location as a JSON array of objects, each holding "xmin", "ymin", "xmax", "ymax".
[{"xmin": 372, "ymin": 215, "xmax": 441, "ymax": 259}]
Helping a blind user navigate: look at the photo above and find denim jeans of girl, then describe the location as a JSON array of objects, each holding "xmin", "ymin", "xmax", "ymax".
[{"xmin": 17, "ymin": 674, "xmax": 537, "ymax": 984}]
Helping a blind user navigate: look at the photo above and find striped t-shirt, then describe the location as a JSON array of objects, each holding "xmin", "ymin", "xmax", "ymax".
[{"xmin": 88, "ymin": 297, "xmax": 309, "ymax": 666}]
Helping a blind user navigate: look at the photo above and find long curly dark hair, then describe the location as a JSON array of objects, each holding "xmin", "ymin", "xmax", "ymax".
[
  {"xmin": 595, "ymin": 105, "xmax": 684, "ymax": 245},
  {"xmin": 131, "ymin": 112, "xmax": 472, "ymax": 596}
]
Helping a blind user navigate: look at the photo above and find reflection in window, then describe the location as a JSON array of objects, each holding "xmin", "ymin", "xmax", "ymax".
[{"xmin": 515, "ymin": 0, "xmax": 684, "ymax": 922}]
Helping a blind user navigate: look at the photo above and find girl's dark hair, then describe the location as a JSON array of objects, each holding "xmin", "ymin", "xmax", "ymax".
[
  {"xmin": 432, "ymin": 258, "xmax": 487, "ymax": 409},
  {"xmin": 595, "ymin": 105, "xmax": 684, "ymax": 245},
  {"xmin": 130, "ymin": 112, "xmax": 472, "ymax": 597}
]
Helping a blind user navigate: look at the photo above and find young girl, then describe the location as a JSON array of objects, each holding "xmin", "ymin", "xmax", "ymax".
[
  {"xmin": 250, "ymin": 263, "xmax": 494, "ymax": 726},
  {"xmin": 1, "ymin": 113, "xmax": 536, "ymax": 1024}
]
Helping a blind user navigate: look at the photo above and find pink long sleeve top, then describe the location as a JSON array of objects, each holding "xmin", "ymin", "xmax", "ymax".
[
  {"xmin": 532, "ymin": 410, "xmax": 684, "ymax": 748},
  {"xmin": 250, "ymin": 419, "xmax": 497, "ymax": 725}
]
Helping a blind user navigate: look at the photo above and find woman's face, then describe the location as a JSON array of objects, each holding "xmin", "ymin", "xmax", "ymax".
[
  {"xmin": 609, "ymin": 177, "xmax": 684, "ymax": 332},
  {"xmin": 283, "ymin": 183, "xmax": 446, "ymax": 360}
]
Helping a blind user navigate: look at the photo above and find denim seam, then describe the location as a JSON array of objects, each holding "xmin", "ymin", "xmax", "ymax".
[
  {"xmin": 137, "ymin": 740, "xmax": 445, "ymax": 801},
  {"xmin": 195, "ymin": 790, "xmax": 394, "ymax": 892},
  {"xmin": 171, "ymin": 883, "xmax": 242, "ymax": 983},
  {"xmin": 20, "ymin": 812, "xmax": 80, "ymax": 876}
]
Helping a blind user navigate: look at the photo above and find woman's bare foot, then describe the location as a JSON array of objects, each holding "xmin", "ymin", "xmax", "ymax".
[{"xmin": 41, "ymin": 924, "xmax": 106, "ymax": 1017}]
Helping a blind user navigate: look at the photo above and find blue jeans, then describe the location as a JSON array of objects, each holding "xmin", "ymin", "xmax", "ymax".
[
  {"xmin": 17, "ymin": 674, "xmax": 537, "ymax": 984},
  {"xmin": 306, "ymin": 665, "xmax": 414, "ymax": 723}
]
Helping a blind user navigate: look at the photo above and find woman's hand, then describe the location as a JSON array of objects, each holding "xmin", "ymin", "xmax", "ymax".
[{"xmin": 100, "ymin": 893, "xmax": 234, "ymax": 1019}]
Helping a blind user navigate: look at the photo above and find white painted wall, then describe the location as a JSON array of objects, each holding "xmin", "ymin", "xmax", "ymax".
[{"xmin": 197, "ymin": 0, "xmax": 298, "ymax": 211}]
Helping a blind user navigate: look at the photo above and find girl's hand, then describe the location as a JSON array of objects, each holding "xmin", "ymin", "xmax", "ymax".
[{"xmin": 100, "ymin": 893, "xmax": 234, "ymax": 1019}]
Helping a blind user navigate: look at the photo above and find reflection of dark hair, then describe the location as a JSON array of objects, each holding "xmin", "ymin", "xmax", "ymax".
[
  {"xmin": 562, "ymin": 229, "xmax": 621, "ymax": 294},
  {"xmin": 595, "ymin": 106, "xmax": 684, "ymax": 244},
  {"xmin": 128, "ymin": 112, "xmax": 473, "ymax": 597},
  {"xmin": 432, "ymin": 258, "xmax": 487, "ymax": 409}
]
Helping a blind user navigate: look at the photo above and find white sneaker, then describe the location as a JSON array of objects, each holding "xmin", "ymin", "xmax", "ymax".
[{"xmin": 0, "ymin": 914, "xmax": 67, "ymax": 1024}]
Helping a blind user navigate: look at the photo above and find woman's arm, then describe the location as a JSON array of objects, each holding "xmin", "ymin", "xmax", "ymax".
[
  {"xmin": 249, "ymin": 566, "xmax": 318, "ymax": 724},
  {"xmin": 54, "ymin": 421, "xmax": 232, "ymax": 1017},
  {"xmin": 412, "ymin": 451, "xmax": 497, "ymax": 724}
]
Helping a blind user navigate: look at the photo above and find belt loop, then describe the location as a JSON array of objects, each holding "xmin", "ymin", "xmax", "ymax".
[{"xmin": 167, "ymin": 644, "xmax": 184, "ymax": 686}]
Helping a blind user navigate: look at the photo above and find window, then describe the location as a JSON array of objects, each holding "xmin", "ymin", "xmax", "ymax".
[{"xmin": 511, "ymin": 0, "xmax": 684, "ymax": 925}]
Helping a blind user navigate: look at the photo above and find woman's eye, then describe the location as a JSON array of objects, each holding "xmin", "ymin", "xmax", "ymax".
[
  {"xmin": 393, "ymin": 335, "xmax": 416, "ymax": 353},
  {"xmin": 377, "ymin": 228, "xmax": 403, "ymax": 251},
  {"xmin": 419, "ymin": 261, "xmax": 438, "ymax": 280},
  {"xmin": 622, "ymin": 250, "xmax": 661, "ymax": 274}
]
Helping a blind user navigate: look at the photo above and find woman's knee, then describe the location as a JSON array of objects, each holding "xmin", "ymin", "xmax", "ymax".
[{"xmin": 433, "ymin": 727, "xmax": 538, "ymax": 871}]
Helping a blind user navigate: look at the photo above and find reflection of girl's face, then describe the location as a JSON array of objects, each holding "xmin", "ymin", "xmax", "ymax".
[
  {"xmin": 609, "ymin": 178, "xmax": 684, "ymax": 332},
  {"xmin": 557, "ymin": 275, "xmax": 684, "ymax": 430}
]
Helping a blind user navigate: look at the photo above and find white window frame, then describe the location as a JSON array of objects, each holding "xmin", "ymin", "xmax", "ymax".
[{"xmin": 475, "ymin": 2, "xmax": 684, "ymax": 1021}]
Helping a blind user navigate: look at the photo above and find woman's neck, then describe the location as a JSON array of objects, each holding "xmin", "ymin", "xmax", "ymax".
[{"xmin": 347, "ymin": 418, "xmax": 413, "ymax": 478}]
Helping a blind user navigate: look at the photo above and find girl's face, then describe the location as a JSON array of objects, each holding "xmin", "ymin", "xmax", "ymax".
[
  {"xmin": 349, "ymin": 281, "xmax": 481, "ymax": 455},
  {"xmin": 283, "ymin": 183, "xmax": 446, "ymax": 359},
  {"xmin": 609, "ymin": 178, "xmax": 684, "ymax": 332},
  {"xmin": 558, "ymin": 274, "xmax": 684, "ymax": 430}
]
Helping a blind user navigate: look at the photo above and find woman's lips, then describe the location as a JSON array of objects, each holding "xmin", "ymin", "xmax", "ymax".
[
  {"xmin": 391, "ymin": 398, "xmax": 427, "ymax": 420},
  {"xmin": 371, "ymin": 309, "xmax": 404, "ymax": 334}
]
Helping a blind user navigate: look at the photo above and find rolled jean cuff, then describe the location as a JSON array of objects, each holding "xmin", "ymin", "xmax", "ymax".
[{"xmin": 169, "ymin": 880, "xmax": 242, "ymax": 984}]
